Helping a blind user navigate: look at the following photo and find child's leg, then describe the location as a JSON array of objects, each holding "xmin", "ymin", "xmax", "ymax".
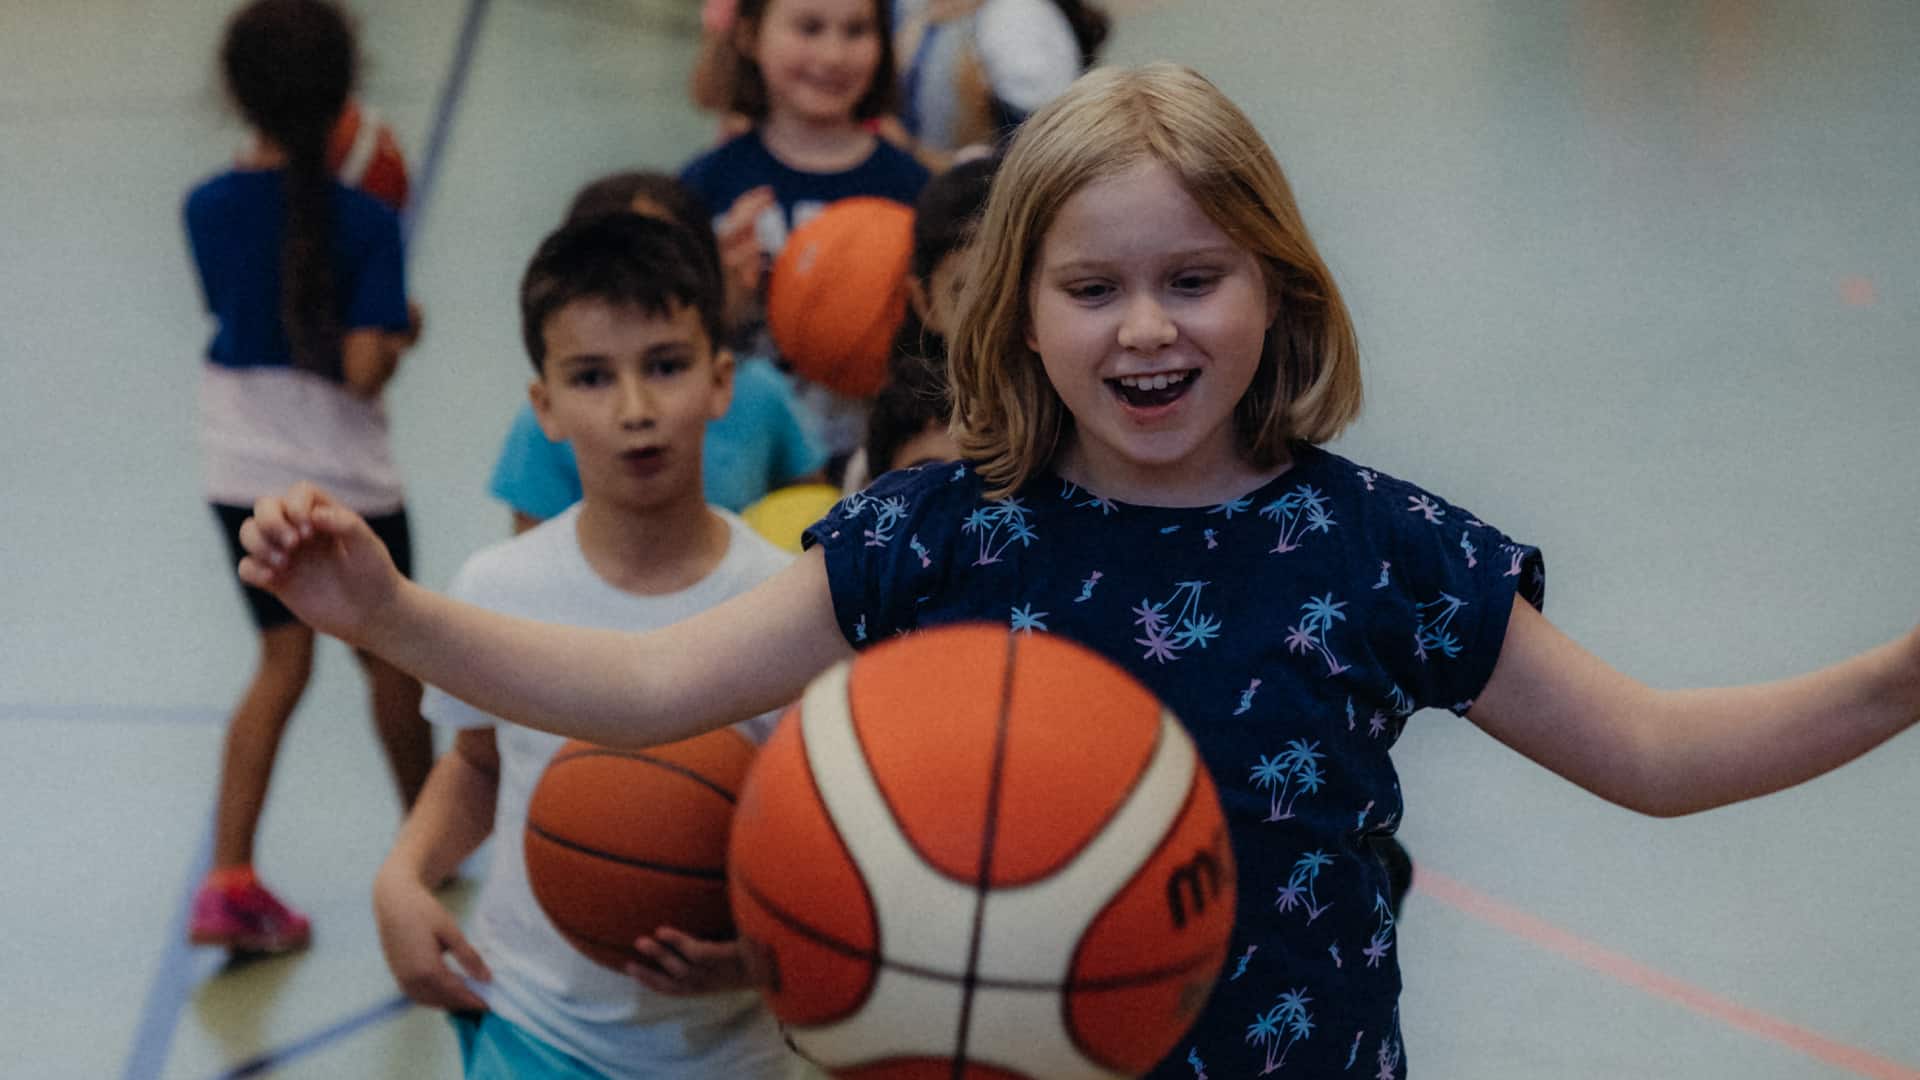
[
  {"xmin": 357, "ymin": 647, "xmax": 430, "ymax": 810},
  {"xmin": 211, "ymin": 621, "xmax": 315, "ymax": 869}
]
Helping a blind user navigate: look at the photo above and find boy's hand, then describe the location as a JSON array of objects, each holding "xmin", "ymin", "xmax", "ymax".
[
  {"xmin": 237, "ymin": 483, "xmax": 403, "ymax": 645},
  {"xmin": 626, "ymin": 926, "xmax": 772, "ymax": 996},
  {"xmin": 373, "ymin": 866, "xmax": 491, "ymax": 1012}
]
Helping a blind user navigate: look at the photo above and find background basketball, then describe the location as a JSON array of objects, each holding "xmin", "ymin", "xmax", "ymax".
[
  {"xmin": 525, "ymin": 727, "xmax": 756, "ymax": 971},
  {"xmin": 741, "ymin": 482, "xmax": 844, "ymax": 553},
  {"xmin": 767, "ymin": 196, "xmax": 914, "ymax": 399},
  {"xmin": 326, "ymin": 99, "xmax": 410, "ymax": 212},
  {"xmin": 728, "ymin": 625, "xmax": 1236, "ymax": 1079}
]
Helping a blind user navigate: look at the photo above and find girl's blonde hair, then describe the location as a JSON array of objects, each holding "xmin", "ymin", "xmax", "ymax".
[{"xmin": 949, "ymin": 63, "xmax": 1363, "ymax": 498}]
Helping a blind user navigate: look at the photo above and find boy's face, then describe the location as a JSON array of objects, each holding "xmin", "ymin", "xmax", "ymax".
[
  {"xmin": 910, "ymin": 246, "xmax": 973, "ymax": 339},
  {"xmin": 531, "ymin": 298, "xmax": 734, "ymax": 515}
]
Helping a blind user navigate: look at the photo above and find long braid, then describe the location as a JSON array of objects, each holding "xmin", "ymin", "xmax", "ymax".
[{"xmin": 221, "ymin": 0, "xmax": 355, "ymax": 379}]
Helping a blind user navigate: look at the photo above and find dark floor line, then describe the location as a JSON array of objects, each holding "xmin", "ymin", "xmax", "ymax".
[
  {"xmin": 402, "ymin": 0, "xmax": 494, "ymax": 250},
  {"xmin": 119, "ymin": 812, "xmax": 219, "ymax": 1080},
  {"xmin": 208, "ymin": 997, "xmax": 414, "ymax": 1080}
]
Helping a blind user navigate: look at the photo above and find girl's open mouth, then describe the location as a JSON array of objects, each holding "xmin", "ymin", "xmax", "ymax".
[{"xmin": 1108, "ymin": 369, "xmax": 1197, "ymax": 409}]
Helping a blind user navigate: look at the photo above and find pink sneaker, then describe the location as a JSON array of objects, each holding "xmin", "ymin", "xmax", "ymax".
[{"xmin": 188, "ymin": 878, "xmax": 312, "ymax": 954}]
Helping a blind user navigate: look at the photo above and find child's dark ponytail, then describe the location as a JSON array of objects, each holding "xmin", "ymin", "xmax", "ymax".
[{"xmin": 221, "ymin": 0, "xmax": 356, "ymax": 379}]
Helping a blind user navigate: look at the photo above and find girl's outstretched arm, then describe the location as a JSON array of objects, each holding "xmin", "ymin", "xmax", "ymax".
[
  {"xmin": 1469, "ymin": 597, "xmax": 1920, "ymax": 817},
  {"xmin": 239, "ymin": 483, "xmax": 853, "ymax": 749}
]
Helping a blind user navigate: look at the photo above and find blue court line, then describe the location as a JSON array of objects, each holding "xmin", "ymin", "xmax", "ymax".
[
  {"xmin": 0, "ymin": 702, "xmax": 223, "ymax": 725},
  {"xmin": 118, "ymin": 0, "xmax": 491, "ymax": 1074},
  {"xmin": 120, "ymin": 808, "xmax": 220, "ymax": 1080},
  {"xmin": 208, "ymin": 996, "xmax": 413, "ymax": 1080},
  {"xmin": 401, "ymin": 0, "xmax": 494, "ymax": 250}
]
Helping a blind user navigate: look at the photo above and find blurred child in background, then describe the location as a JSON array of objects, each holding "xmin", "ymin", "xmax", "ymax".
[{"xmin": 184, "ymin": 0, "xmax": 428, "ymax": 954}]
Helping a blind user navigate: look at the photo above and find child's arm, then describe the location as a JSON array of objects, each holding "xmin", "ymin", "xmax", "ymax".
[
  {"xmin": 373, "ymin": 728, "xmax": 498, "ymax": 1011},
  {"xmin": 238, "ymin": 483, "xmax": 854, "ymax": 749},
  {"xmin": 342, "ymin": 326, "xmax": 409, "ymax": 400},
  {"xmin": 1470, "ymin": 597, "xmax": 1920, "ymax": 817},
  {"xmin": 626, "ymin": 927, "xmax": 771, "ymax": 996}
]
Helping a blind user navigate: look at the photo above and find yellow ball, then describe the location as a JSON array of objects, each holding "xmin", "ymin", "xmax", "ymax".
[{"xmin": 740, "ymin": 483, "xmax": 844, "ymax": 553}]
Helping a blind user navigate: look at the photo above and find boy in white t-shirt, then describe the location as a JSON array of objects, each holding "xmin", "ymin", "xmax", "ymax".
[{"xmin": 371, "ymin": 214, "xmax": 811, "ymax": 1079}]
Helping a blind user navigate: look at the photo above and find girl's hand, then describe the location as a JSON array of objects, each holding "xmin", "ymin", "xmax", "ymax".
[
  {"xmin": 715, "ymin": 186, "xmax": 775, "ymax": 331},
  {"xmin": 237, "ymin": 483, "xmax": 403, "ymax": 645},
  {"xmin": 625, "ymin": 926, "xmax": 773, "ymax": 995},
  {"xmin": 372, "ymin": 865, "xmax": 491, "ymax": 1012}
]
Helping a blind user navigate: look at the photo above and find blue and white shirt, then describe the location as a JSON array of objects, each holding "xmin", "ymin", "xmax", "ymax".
[
  {"xmin": 804, "ymin": 443, "xmax": 1546, "ymax": 1078},
  {"xmin": 184, "ymin": 169, "xmax": 411, "ymax": 511}
]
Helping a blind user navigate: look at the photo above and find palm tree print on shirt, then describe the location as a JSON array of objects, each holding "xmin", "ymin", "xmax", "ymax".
[
  {"xmin": 1260, "ymin": 484, "xmax": 1337, "ymax": 554},
  {"xmin": 1362, "ymin": 890, "xmax": 1397, "ymax": 968},
  {"xmin": 1244, "ymin": 987, "xmax": 1315, "ymax": 1075},
  {"xmin": 1131, "ymin": 580, "xmax": 1220, "ymax": 664},
  {"xmin": 1010, "ymin": 604, "xmax": 1048, "ymax": 633},
  {"xmin": 1413, "ymin": 593, "xmax": 1466, "ymax": 661},
  {"xmin": 1274, "ymin": 849, "xmax": 1335, "ymax": 923},
  {"xmin": 1250, "ymin": 738, "xmax": 1325, "ymax": 821},
  {"xmin": 835, "ymin": 490, "xmax": 910, "ymax": 548},
  {"xmin": 1284, "ymin": 593, "xmax": 1350, "ymax": 675},
  {"xmin": 961, "ymin": 496, "xmax": 1037, "ymax": 566}
]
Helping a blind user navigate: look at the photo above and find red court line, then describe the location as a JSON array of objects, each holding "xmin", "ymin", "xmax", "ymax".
[{"xmin": 1413, "ymin": 868, "xmax": 1920, "ymax": 1080}]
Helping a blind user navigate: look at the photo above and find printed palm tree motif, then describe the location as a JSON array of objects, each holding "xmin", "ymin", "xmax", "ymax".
[
  {"xmin": 1185, "ymin": 1047, "xmax": 1208, "ymax": 1079},
  {"xmin": 1209, "ymin": 495, "xmax": 1254, "ymax": 519},
  {"xmin": 1500, "ymin": 542, "xmax": 1528, "ymax": 578},
  {"xmin": 1203, "ymin": 528, "xmax": 1219, "ymax": 550},
  {"xmin": 1356, "ymin": 468, "xmax": 1378, "ymax": 491},
  {"xmin": 1329, "ymin": 942, "xmax": 1342, "ymax": 968},
  {"xmin": 1249, "ymin": 738, "xmax": 1324, "ymax": 821},
  {"xmin": 950, "ymin": 464, "xmax": 967, "ymax": 482},
  {"xmin": 909, "ymin": 534, "xmax": 931, "ymax": 568},
  {"xmin": 1244, "ymin": 988, "xmax": 1315, "ymax": 1075},
  {"xmin": 961, "ymin": 496, "xmax": 1037, "ymax": 566},
  {"xmin": 1367, "ymin": 710, "xmax": 1388, "ymax": 738},
  {"xmin": 835, "ymin": 490, "xmax": 910, "ymax": 548},
  {"xmin": 1375, "ymin": 1032, "xmax": 1403, "ymax": 1080},
  {"xmin": 1363, "ymin": 891, "xmax": 1397, "ymax": 968},
  {"xmin": 853, "ymin": 614, "xmax": 868, "ymax": 643},
  {"xmin": 1230, "ymin": 945, "xmax": 1258, "ymax": 981},
  {"xmin": 1373, "ymin": 561, "xmax": 1391, "ymax": 590},
  {"xmin": 1346, "ymin": 1030, "xmax": 1364, "ymax": 1069},
  {"xmin": 1413, "ymin": 593, "xmax": 1466, "ymax": 662},
  {"xmin": 1259, "ymin": 484, "xmax": 1337, "ymax": 554},
  {"xmin": 1009, "ymin": 604, "xmax": 1048, "ymax": 633},
  {"xmin": 1284, "ymin": 592, "xmax": 1350, "ymax": 676},
  {"xmin": 1459, "ymin": 530, "xmax": 1477, "ymax": 568},
  {"xmin": 1406, "ymin": 494, "xmax": 1444, "ymax": 524},
  {"xmin": 1344, "ymin": 697, "xmax": 1356, "ymax": 732},
  {"xmin": 1131, "ymin": 581, "xmax": 1216, "ymax": 664},
  {"xmin": 1234, "ymin": 678, "xmax": 1263, "ymax": 716},
  {"xmin": 1274, "ymin": 849, "xmax": 1335, "ymax": 922},
  {"xmin": 1057, "ymin": 479, "xmax": 1116, "ymax": 515}
]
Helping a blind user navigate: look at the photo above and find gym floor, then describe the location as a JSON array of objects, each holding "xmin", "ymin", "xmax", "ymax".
[{"xmin": 2, "ymin": 1, "xmax": 1915, "ymax": 1077}]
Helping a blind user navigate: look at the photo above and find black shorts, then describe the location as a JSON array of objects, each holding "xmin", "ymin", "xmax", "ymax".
[{"xmin": 212, "ymin": 502, "xmax": 414, "ymax": 631}]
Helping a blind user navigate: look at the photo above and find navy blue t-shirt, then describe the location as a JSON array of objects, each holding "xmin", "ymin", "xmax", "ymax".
[
  {"xmin": 184, "ymin": 169, "xmax": 409, "ymax": 372},
  {"xmin": 678, "ymin": 131, "xmax": 929, "ymax": 256},
  {"xmin": 805, "ymin": 444, "xmax": 1546, "ymax": 1078}
]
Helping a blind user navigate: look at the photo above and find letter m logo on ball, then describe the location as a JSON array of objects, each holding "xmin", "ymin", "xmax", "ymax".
[{"xmin": 728, "ymin": 624, "xmax": 1237, "ymax": 1079}]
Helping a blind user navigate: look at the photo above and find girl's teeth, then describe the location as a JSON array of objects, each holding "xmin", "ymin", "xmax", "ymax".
[{"xmin": 1119, "ymin": 371, "xmax": 1188, "ymax": 389}]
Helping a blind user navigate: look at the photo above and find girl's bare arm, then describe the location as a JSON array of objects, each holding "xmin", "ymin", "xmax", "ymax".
[
  {"xmin": 1469, "ymin": 596, "xmax": 1920, "ymax": 817},
  {"xmin": 239, "ymin": 484, "xmax": 854, "ymax": 748}
]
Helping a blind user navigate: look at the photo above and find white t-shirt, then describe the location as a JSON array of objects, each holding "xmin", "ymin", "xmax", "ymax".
[{"xmin": 424, "ymin": 506, "xmax": 806, "ymax": 1079}]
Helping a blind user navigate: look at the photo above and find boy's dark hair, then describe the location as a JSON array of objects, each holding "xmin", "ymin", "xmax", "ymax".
[
  {"xmin": 519, "ymin": 215, "xmax": 727, "ymax": 372},
  {"xmin": 865, "ymin": 352, "xmax": 952, "ymax": 474},
  {"xmin": 1053, "ymin": 0, "xmax": 1111, "ymax": 67},
  {"xmin": 910, "ymin": 155, "xmax": 998, "ymax": 281},
  {"xmin": 729, "ymin": 0, "xmax": 898, "ymax": 122},
  {"xmin": 564, "ymin": 171, "xmax": 714, "ymax": 234},
  {"xmin": 221, "ymin": 0, "xmax": 356, "ymax": 380}
]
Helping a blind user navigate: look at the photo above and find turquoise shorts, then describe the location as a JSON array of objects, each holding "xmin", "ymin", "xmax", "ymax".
[{"xmin": 450, "ymin": 1011, "xmax": 608, "ymax": 1080}]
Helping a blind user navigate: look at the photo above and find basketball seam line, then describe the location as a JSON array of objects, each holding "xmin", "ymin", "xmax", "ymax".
[
  {"xmin": 734, "ymin": 875, "xmax": 1224, "ymax": 993},
  {"xmin": 549, "ymin": 747, "xmax": 740, "ymax": 804},
  {"xmin": 524, "ymin": 823, "xmax": 727, "ymax": 880},
  {"xmin": 951, "ymin": 629, "xmax": 1019, "ymax": 1079}
]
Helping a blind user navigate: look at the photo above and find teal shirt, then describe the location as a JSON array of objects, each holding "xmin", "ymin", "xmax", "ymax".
[{"xmin": 489, "ymin": 356, "xmax": 825, "ymax": 516}]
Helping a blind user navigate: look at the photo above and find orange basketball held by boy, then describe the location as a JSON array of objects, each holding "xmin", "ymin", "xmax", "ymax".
[
  {"xmin": 523, "ymin": 726, "xmax": 756, "ymax": 971},
  {"xmin": 766, "ymin": 196, "xmax": 915, "ymax": 400},
  {"xmin": 728, "ymin": 624, "xmax": 1236, "ymax": 1079}
]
